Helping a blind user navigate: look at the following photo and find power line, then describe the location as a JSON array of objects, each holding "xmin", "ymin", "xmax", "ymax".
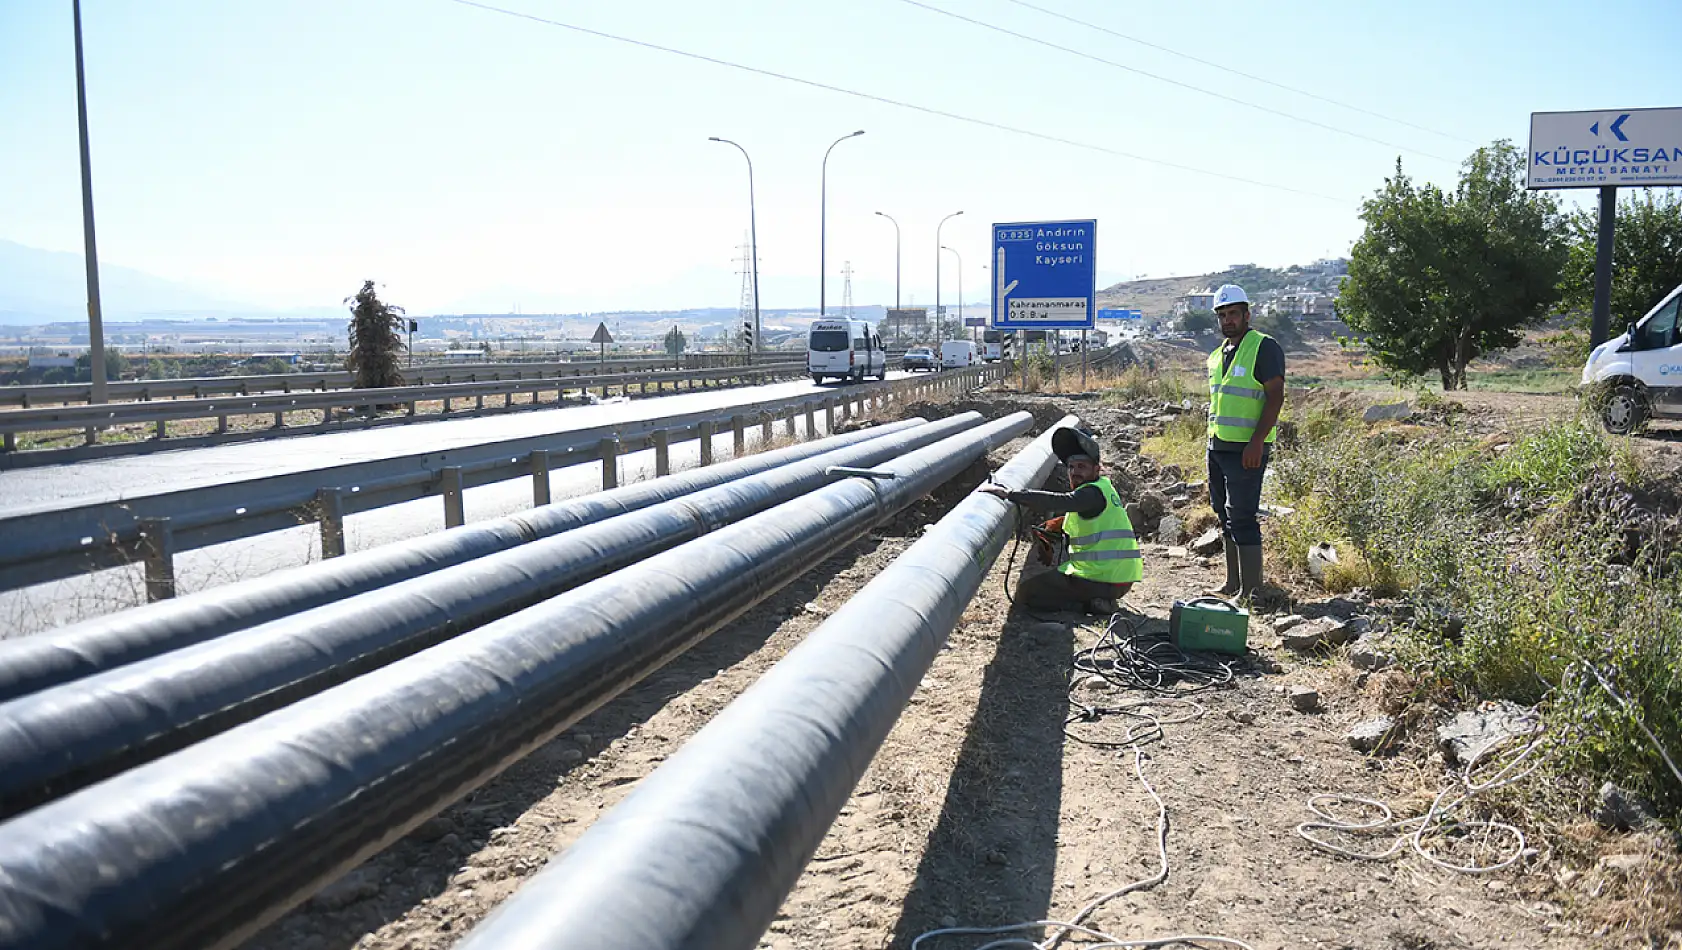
[
  {"xmin": 897, "ymin": 0, "xmax": 1456, "ymax": 164},
  {"xmin": 1001, "ymin": 0, "xmax": 1476, "ymax": 147},
  {"xmin": 443, "ymin": 0, "xmax": 1350, "ymax": 203}
]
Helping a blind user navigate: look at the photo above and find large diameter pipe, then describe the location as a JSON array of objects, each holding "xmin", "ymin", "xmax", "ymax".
[
  {"xmin": 0, "ymin": 411, "xmax": 1034, "ymax": 950},
  {"xmin": 0, "ymin": 418, "xmax": 925, "ymax": 702},
  {"xmin": 0, "ymin": 414, "xmax": 986, "ymax": 818},
  {"xmin": 455, "ymin": 415, "xmax": 1073, "ymax": 950}
]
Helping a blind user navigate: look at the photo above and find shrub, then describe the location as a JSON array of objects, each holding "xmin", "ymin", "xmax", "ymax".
[{"xmin": 1268, "ymin": 410, "xmax": 1682, "ymax": 820}]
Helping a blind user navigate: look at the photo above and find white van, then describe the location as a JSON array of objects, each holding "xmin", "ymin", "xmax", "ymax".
[
  {"xmin": 808, "ymin": 319, "xmax": 887, "ymax": 384},
  {"xmin": 941, "ymin": 340, "xmax": 977, "ymax": 369},
  {"xmin": 1582, "ymin": 282, "xmax": 1682, "ymax": 434}
]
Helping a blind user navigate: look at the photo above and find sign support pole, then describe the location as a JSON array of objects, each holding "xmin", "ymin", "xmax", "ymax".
[
  {"xmin": 1590, "ymin": 185, "xmax": 1617, "ymax": 349},
  {"xmin": 1053, "ymin": 333, "xmax": 1060, "ymax": 393},
  {"xmin": 1018, "ymin": 331, "xmax": 1027, "ymax": 393},
  {"xmin": 1080, "ymin": 329, "xmax": 1088, "ymax": 391}
]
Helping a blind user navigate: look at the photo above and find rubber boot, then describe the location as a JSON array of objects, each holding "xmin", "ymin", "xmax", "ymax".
[
  {"xmin": 1237, "ymin": 545, "xmax": 1265, "ymax": 603},
  {"xmin": 1213, "ymin": 542, "xmax": 1240, "ymax": 597}
]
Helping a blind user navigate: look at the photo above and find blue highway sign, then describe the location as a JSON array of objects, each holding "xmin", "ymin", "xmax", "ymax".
[
  {"xmin": 991, "ymin": 219, "xmax": 1096, "ymax": 330},
  {"xmin": 1098, "ymin": 308, "xmax": 1142, "ymax": 320}
]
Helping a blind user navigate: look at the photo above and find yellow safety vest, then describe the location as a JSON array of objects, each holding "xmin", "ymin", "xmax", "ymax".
[
  {"xmin": 1207, "ymin": 329, "xmax": 1277, "ymax": 444},
  {"xmin": 1060, "ymin": 476, "xmax": 1143, "ymax": 584}
]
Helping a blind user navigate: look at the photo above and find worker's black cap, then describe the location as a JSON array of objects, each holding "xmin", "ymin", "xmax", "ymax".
[{"xmin": 1050, "ymin": 426, "xmax": 1101, "ymax": 464}]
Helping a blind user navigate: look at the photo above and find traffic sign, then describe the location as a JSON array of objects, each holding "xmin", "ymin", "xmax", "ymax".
[
  {"xmin": 1098, "ymin": 308, "xmax": 1142, "ymax": 320},
  {"xmin": 991, "ymin": 219, "xmax": 1096, "ymax": 330},
  {"xmin": 590, "ymin": 322, "xmax": 614, "ymax": 344},
  {"xmin": 1528, "ymin": 108, "xmax": 1682, "ymax": 189},
  {"xmin": 963, "ymin": 316, "xmax": 986, "ymax": 327}
]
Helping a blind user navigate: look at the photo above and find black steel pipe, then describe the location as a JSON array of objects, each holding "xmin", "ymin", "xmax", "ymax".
[
  {"xmin": 0, "ymin": 412, "xmax": 1033, "ymax": 950},
  {"xmin": 0, "ymin": 414, "xmax": 985, "ymax": 818},
  {"xmin": 455, "ymin": 416, "xmax": 1072, "ymax": 950},
  {"xmin": 0, "ymin": 418, "xmax": 925, "ymax": 703}
]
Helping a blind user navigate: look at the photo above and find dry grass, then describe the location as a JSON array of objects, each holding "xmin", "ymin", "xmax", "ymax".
[{"xmin": 1547, "ymin": 822, "xmax": 1682, "ymax": 942}]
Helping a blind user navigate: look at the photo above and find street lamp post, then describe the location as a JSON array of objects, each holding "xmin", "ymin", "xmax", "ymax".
[
  {"xmin": 820, "ymin": 130, "xmax": 865, "ymax": 316},
  {"xmin": 942, "ymin": 246, "xmax": 963, "ymax": 343},
  {"xmin": 935, "ymin": 211, "xmax": 963, "ymax": 340},
  {"xmin": 874, "ymin": 211, "xmax": 900, "ymax": 343},
  {"xmin": 708, "ymin": 137, "xmax": 760, "ymax": 353},
  {"xmin": 73, "ymin": 0, "xmax": 108, "ymax": 403}
]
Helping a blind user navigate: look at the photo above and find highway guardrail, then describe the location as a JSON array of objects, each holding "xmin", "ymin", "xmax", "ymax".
[
  {"xmin": 0, "ymin": 362, "xmax": 813, "ymax": 462},
  {"xmin": 0, "ymin": 352, "xmax": 804, "ymax": 408},
  {"xmin": 0, "ymin": 365, "xmax": 1006, "ymax": 598}
]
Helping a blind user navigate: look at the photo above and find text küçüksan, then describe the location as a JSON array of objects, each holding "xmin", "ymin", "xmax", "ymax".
[{"xmin": 1532, "ymin": 146, "xmax": 1678, "ymax": 166}]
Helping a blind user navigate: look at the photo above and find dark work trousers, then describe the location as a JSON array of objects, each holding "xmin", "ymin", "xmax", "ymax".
[
  {"xmin": 1208, "ymin": 445, "xmax": 1271, "ymax": 547},
  {"xmin": 1016, "ymin": 569, "xmax": 1132, "ymax": 612}
]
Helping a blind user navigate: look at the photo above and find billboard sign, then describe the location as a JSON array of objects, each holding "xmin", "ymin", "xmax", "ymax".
[
  {"xmin": 991, "ymin": 219, "xmax": 1096, "ymax": 329},
  {"xmin": 1528, "ymin": 108, "xmax": 1682, "ymax": 189},
  {"xmin": 963, "ymin": 316, "xmax": 986, "ymax": 327}
]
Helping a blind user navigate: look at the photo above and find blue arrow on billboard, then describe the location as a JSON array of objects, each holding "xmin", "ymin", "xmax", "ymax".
[{"xmin": 1611, "ymin": 113, "xmax": 1629, "ymax": 141}]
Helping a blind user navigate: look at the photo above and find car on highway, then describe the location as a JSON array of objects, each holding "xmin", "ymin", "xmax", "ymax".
[
  {"xmin": 808, "ymin": 319, "xmax": 887, "ymax": 384},
  {"xmin": 902, "ymin": 346, "xmax": 938, "ymax": 372},
  {"xmin": 1582, "ymin": 281, "xmax": 1682, "ymax": 434}
]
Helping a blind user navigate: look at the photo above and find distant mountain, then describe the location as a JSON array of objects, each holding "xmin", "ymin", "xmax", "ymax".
[
  {"xmin": 1099, "ymin": 259, "xmax": 1348, "ymax": 317},
  {"xmin": 0, "ymin": 240, "xmax": 267, "ymax": 325}
]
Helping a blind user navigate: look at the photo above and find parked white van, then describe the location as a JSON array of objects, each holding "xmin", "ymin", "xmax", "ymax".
[
  {"xmin": 1582, "ymin": 282, "xmax": 1682, "ymax": 434},
  {"xmin": 808, "ymin": 319, "xmax": 887, "ymax": 384},
  {"xmin": 941, "ymin": 340, "xmax": 977, "ymax": 369}
]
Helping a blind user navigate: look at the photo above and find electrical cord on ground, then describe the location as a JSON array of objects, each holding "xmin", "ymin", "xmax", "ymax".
[
  {"xmin": 913, "ymin": 611, "xmax": 1255, "ymax": 948},
  {"xmin": 912, "ymin": 751, "xmax": 1258, "ymax": 950},
  {"xmin": 1065, "ymin": 613, "xmax": 1235, "ymax": 748},
  {"xmin": 1296, "ymin": 713, "xmax": 1547, "ymax": 874},
  {"xmin": 1571, "ymin": 660, "xmax": 1682, "ymax": 787},
  {"xmin": 1300, "ymin": 659, "xmax": 1682, "ymax": 877}
]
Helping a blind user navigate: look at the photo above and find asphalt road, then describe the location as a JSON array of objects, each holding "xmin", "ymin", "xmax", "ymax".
[
  {"xmin": 0, "ymin": 372, "xmax": 915, "ymax": 635},
  {"xmin": 0, "ymin": 372, "xmax": 910, "ymax": 514}
]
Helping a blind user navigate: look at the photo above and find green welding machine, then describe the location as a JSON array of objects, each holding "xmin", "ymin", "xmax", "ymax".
[{"xmin": 1168, "ymin": 597, "xmax": 1250, "ymax": 655}]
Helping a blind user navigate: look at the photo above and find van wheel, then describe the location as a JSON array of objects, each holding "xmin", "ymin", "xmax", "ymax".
[
  {"xmin": 1602, "ymin": 384, "xmax": 1649, "ymax": 435},
  {"xmin": 851, "ymin": 369, "xmax": 864, "ymax": 384},
  {"xmin": 812, "ymin": 374, "xmax": 824, "ymax": 385},
  {"xmin": 876, "ymin": 366, "xmax": 887, "ymax": 381}
]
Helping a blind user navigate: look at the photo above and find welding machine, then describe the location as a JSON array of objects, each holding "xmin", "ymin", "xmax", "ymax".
[{"xmin": 1168, "ymin": 597, "xmax": 1250, "ymax": 655}]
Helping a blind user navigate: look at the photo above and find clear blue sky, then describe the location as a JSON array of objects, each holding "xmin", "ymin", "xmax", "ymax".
[{"xmin": 2, "ymin": 0, "xmax": 1677, "ymax": 314}]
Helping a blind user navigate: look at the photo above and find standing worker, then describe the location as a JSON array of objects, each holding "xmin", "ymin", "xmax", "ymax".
[
  {"xmin": 1206, "ymin": 284, "xmax": 1285, "ymax": 601},
  {"xmin": 980, "ymin": 427, "xmax": 1142, "ymax": 615}
]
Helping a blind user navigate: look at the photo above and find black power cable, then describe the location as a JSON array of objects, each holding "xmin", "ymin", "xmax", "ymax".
[{"xmin": 1065, "ymin": 611, "xmax": 1244, "ymax": 748}]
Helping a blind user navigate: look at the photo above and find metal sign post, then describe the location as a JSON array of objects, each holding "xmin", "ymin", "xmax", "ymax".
[
  {"xmin": 1527, "ymin": 107, "xmax": 1682, "ymax": 347},
  {"xmin": 1052, "ymin": 332, "xmax": 1060, "ymax": 393},
  {"xmin": 1018, "ymin": 330, "xmax": 1027, "ymax": 392},
  {"xmin": 591, "ymin": 321, "xmax": 614, "ymax": 376},
  {"xmin": 1081, "ymin": 329, "xmax": 1088, "ymax": 390}
]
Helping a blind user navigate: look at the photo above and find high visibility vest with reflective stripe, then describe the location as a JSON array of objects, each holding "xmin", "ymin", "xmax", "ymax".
[
  {"xmin": 1059, "ymin": 476, "xmax": 1143, "ymax": 584},
  {"xmin": 1207, "ymin": 329, "xmax": 1277, "ymax": 444}
]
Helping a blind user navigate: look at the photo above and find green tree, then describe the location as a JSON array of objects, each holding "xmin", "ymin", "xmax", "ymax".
[
  {"xmin": 1560, "ymin": 189, "xmax": 1682, "ymax": 337},
  {"xmin": 1179, "ymin": 309, "xmax": 1217, "ymax": 333},
  {"xmin": 1339, "ymin": 142, "xmax": 1567, "ymax": 390},
  {"xmin": 344, "ymin": 281, "xmax": 406, "ymax": 388},
  {"xmin": 663, "ymin": 324, "xmax": 687, "ymax": 358},
  {"xmin": 75, "ymin": 349, "xmax": 127, "ymax": 383}
]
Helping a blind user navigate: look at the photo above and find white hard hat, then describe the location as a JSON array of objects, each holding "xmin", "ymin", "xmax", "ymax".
[{"xmin": 1213, "ymin": 284, "xmax": 1249, "ymax": 309}]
